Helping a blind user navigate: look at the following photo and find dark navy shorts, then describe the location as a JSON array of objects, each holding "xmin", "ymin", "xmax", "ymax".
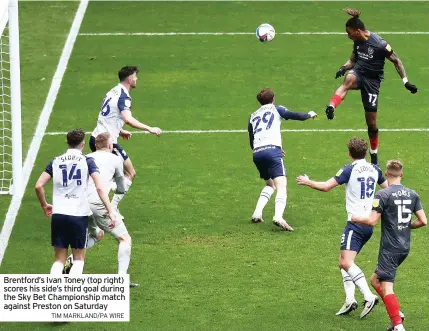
[
  {"xmin": 51, "ymin": 214, "xmax": 88, "ymax": 249},
  {"xmin": 89, "ymin": 135, "xmax": 129, "ymax": 161},
  {"xmin": 375, "ymin": 250, "xmax": 408, "ymax": 283},
  {"xmin": 349, "ymin": 70, "xmax": 382, "ymax": 113},
  {"xmin": 253, "ymin": 145, "xmax": 286, "ymax": 180},
  {"xmin": 340, "ymin": 222, "xmax": 373, "ymax": 253}
]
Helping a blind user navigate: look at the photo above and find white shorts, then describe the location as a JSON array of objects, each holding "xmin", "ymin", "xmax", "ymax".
[{"xmin": 88, "ymin": 200, "xmax": 128, "ymax": 239}]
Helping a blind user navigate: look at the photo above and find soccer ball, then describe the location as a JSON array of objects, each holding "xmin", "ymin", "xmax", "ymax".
[{"xmin": 256, "ymin": 24, "xmax": 275, "ymax": 42}]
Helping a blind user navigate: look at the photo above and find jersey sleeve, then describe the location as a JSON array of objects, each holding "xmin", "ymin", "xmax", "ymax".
[
  {"xmin": 374, "ymin": 165, "xmax": 387, "ymax": 185},
  {"xmin": 372, "ymin": 191, "xmax": 385, "ymax": 213},
  {"xmin": 248, "ymin": 119, "xmax": 254, "ymax": 150},
  {"xmin": 86, "ymin": 157, "xmax": 99, "ymax": 175},
  {"xmin": 44, "ymin": 158, "xmax": 54, "ymax": 177},
  {"xmin": 382, "ymin": 40, "xmax": 394, "ymax": 57},
  {"xmin": 413, "ymin": 192, "xmax": 423, "ymax": 213},
  {"xmin": 334, "ymin": 165, "xmax": 353, "ymax": 185},
  {"xmin": 117, "ymin": 89, "xmax": 132, "ymax": 112},
  {"xmin": 275, "ymin": 105, "xmax": 311, "ymax": 121}
]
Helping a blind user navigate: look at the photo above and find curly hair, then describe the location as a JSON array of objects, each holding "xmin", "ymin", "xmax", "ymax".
[{"xmin": 347, "ymin": 137, "xmax": 368, "ymax": 159}]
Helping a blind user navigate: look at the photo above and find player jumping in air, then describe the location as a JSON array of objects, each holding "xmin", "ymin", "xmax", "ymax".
[
  {"xmin": 297, "ymin": 137, "xmax": 388, "ymax": 318},
  {"xmin": 64, "ymin": 133, "xmax": 138, "ymax": 287},
  {"xmin": 325, "ymin": 8, "xmax": 418, "ymax": 165},
  {"xmin": 248, "ymin": 88, "xmax": 317, "ymax": 231},
  {"xmin": 35, "ymin": 130, "xmax": 116, "ymax": 275},
  {"xmin": 91, "ymin": 66, "xmax": 162, "ymax": 220},
  {"xmin": 352, "ymin": 160, "xmax": 427, "ymax": 331}
]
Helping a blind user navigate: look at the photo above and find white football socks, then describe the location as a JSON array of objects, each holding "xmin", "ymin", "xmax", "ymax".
[
  {"xmin": 112, "ymin": 177, "xmax": 133, "ymax": 209},
  {"xmin": 50, "ymin": 261, "xmax": 64, "ymax": 275},
  {"xmin": 253, "ymin": 186, "xmax": 275, "ymax": 217},
  {"xmin": 341, "ymin": 268, "xmax": 356, "ymax": 303},
  {"xmin": 118, "ymin": 241, "xmax": 131, "ymax": 274},
  {"xmin": 69, "ymin": 260, "xmax": 85, "ymax": 275},
  {"xmin": 274, "ymin": 190, "xmax": 287, "ymax": 220},
  {"xmin": 347, "ymin": 263, "xmax": 374, "ymax": 301}
]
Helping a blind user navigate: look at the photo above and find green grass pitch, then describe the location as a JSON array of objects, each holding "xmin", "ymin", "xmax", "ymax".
[{"xmin": 0, "ymin": 2, "xmax": 428, "ymax": 331}]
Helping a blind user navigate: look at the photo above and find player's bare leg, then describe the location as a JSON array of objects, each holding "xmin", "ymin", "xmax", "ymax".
[
  {"xmin": 370, "ymin": 277, "xmax": 405, "ymax": 331},
  {"xmin": 365, "ymin": 112, "xmax": 379, "ymax": 165},
  {"xmin": 70, "ymin": 248, "xmax": 86, "ymax": 275},
  {"xmin": 272, "ymin": 176, "xmax": 293, "ymax": 231},
  {"xmin": 251, "ymin": 179, "xmax": 275, "ymax": 223},
  {"xmin": 326, "ymin": 73, "xmax": 358, "ymax": 120},
  {"xmin": 111, "ymin": 158, "xmax": 136, "ymax": 220},
  {"xmin": 338, "ymin": 250, "xmax": 378, "ymax": 318},
  {"xmin": 51, "ymin": 247, "xmax": 68, "ymax": 275},
  {"xmin": 117, "ymin": 233, "xmax": 138, "ymax": 288}
]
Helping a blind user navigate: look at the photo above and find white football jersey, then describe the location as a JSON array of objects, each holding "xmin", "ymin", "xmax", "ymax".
[
  {"xmin": 86, "ymin": 150, "xmax": 124, "ymax": 203},
  {"xmin": 249, "ymin": 104, "xmax": 284, "ymax": 149},
  {"xmin": 334, "ymin": 159, "xmax": 386, "ymax": 221},
  {"xmin": 92, "ymin": 83, "xmax": 132, "ymax": 143},
  {"xmin": 45, "ymin": 149, "xmax": 99, "ymax": 217}
]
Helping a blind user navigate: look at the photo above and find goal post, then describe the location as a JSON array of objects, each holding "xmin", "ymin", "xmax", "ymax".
[{"xmin": 0, "ymin": 0, "xmax": 22, "ymax": 196}]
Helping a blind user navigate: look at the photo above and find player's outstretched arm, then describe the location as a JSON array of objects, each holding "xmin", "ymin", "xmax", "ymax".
[
  {"xmin": 296, "ymin": 175, "xmax": 338, "ymax": 192},
  {"xmin": 335, "ymin": 52, "xmax": 356, "ymax": 79},
  {"xmin": 411, "ymin": 209, "xmax": 427, "ymax": 229},
  {"xmin": 35, "ymin": 172, "xmax": 53, "ymax": 217},
  {"xmin": 276, "ymin": 106, "xmax": 317, "ymax": 121},
  {"xmin": 121, "ymin": 110, "xmax": 162, "ymax": 136},
  {"xmin": 387, "ymin": 52, "xmax": 417, "ymax": 94},
  {"xmin": 351, "ymin": 211, "xmax": 380, "ymax": 227}
]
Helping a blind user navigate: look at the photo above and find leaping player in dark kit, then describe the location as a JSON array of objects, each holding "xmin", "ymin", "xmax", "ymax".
[{"xmin": 325, "ymin": 8, "xmax": 418, "ymax": 166}]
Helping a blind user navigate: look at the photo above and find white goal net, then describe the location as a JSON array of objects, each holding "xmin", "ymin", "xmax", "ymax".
[{"xmin": 0, "ymin": 0, "xmax": 22, "ymax": 196}]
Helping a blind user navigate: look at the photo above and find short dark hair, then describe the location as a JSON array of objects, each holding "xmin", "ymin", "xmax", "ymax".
[
  {"xmin": 347, "ymin": 137, "xmax": 368, "ymax": 159},
  {"xmin": 67, "ymin": 129, "xmax": 85, "ymax": 148},
  {"xmin": 118, "ymin": 66, "xmax": 139, "ymax": 82},
  {"xmin": 257, "ymin": 88, "xmax": 275, "ymax": 105},
  {"xmin": 344, "ymin": 8, "xmax": 365, "ymax": 30},
  {"xmin": 95, "ymin": 132, "xmax": 111, "ymax": 150}
]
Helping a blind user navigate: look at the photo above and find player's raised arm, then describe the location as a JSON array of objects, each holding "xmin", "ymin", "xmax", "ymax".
[
  {"xmin": 35, "ymin": 171, "xmax": 53, "ymax": 217},
  {"xmin": 275, "ymin": 105, "xmax": 317, "ymax": 121},
  {"xmin": 336, "ymin": 52, "xmax": 356, "ymax": 79},
  {"xmin": 121, "ymin": 110, "xmax": 162, "ymax": 136},
  {"xmin": 386, "ymin": 51, "xmax": 417, "ymax": 94},
  {"xmin": 296, "ymin": 175, "xmax": 339, "ymax": 192}
]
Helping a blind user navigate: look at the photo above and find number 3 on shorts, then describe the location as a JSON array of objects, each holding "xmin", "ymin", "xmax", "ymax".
[{"xmin": 368, "ymin": 93, "xmax": 378, "ymax": 107}]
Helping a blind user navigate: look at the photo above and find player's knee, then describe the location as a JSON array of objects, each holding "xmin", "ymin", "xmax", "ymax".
[
  {"xmin": 370, "ymin": 274, "xmax": 378, "ymax": 288},
  {"xmin": 96, "ymin": 230, "xmax": 104, "ymax": 241},
  {"xmin": 118, "ymin": 233, "xmax": 131, "ymax": 246},
  {"xmin": 338, "ymin": 257, "xmax": 352, "ymax": 270},
  {"xmin": 126, "ymin": 169, "xmax": 136, "ymax": 181}
]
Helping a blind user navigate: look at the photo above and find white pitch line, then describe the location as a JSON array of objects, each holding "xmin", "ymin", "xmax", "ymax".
[
  {"xmin": 79, "ymin": 31, "xmax": 429, "ymax": 36},
  {"xmin": 0, "ymin": 0, "xmax": 89, "ymax": 265},
  {"xmin": 44, "ymin": 128, "xmax": 429, "ymax": 135}
]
